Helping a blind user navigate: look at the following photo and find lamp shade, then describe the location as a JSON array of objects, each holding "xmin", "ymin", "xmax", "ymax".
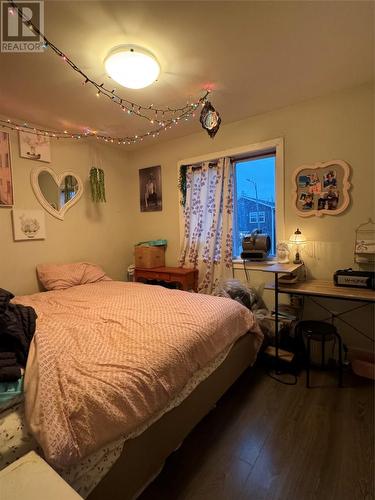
[
  {"xmin": 104, "ymin": 46, "xmax": 160, "ymax": 89},
  {"xmin": 289, "ymin": 228, "xmax": 307, "ymax": 245}
]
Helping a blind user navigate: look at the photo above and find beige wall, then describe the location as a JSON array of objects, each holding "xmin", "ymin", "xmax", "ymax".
[
  {"xmin": 1, "ymin": 83, "xmax": 373, "ymax": 348},
  {"xmin": 126, "ymin": 83, "xmax": 374, "ymax": 348},
  {"xmin": 127, "ymin": 83, "xmax": 374, "ymax": 273},
  {"xmin": 0, "ymin": 132, "xmax": 130, "ymax": 295}
]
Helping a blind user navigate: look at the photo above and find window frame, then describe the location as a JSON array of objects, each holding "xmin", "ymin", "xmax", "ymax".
[
  {"xmin": 232, "ymin": 152, "xmax": 277, "ymax": 259},
  {"xmin": 178, "ymin": 138, "xmax": 285, "ymax": 265}
]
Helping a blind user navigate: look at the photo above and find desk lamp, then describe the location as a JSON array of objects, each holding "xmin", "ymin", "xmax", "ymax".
[{"xmin": 289, "ymin": 228, "xmax": 306, "ymax": 264}]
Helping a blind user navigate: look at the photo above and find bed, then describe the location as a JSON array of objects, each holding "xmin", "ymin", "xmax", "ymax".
[{"xmin": 1, "ymin": 279, "xmax": 263, "ymax": 499}]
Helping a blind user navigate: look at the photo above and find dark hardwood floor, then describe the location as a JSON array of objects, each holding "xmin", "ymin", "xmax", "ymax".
[{"xmin": 139, "ymin": 364, "xmax": 374, "ymax": 500}]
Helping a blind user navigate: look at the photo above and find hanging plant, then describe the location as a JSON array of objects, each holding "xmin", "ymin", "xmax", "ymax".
[
  {"xmin": 178, "ymin": 165, "xmax": 188, "ymax": 207},
  {"xmin": 89, "ymin": 167, "xmax": 106, "ymax": 203}
]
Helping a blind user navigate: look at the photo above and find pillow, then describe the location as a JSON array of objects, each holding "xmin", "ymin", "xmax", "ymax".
[{"xmin": 37, "ymin": 262, "xmax": 111, "ymax": 291}]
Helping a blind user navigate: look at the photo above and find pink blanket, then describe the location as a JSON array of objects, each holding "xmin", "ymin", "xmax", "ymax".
[{"xmin": 13, "ymin": 281, "xmax": 262, "ymax": 467}]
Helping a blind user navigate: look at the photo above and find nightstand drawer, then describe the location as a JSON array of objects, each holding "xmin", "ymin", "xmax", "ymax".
[
  {"xmin": 134, "ymin": 267, "xmax": 198, "ymax": 292},
  {"xmin": 136, "ymin": 271, "xmax": 171, "ymax": 281},
  {"xmin": 150, "ymin": 272, "xmax": 171, "ymax": 281}
]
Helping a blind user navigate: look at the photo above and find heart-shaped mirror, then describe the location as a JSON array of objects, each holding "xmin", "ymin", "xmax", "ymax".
[{"xmin": 31, "ymin": 167, "xmax": 83, "ymax": 220}]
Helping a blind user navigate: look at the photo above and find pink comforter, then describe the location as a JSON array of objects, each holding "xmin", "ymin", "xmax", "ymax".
[{"xmin": 14, "ymin": 281, "xmax": 262, "ymax": 467}]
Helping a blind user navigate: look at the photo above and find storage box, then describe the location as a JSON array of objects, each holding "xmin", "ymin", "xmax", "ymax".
[{"xmin": 134, "ymin": 245, "xmax": 165, "ymax": 268}]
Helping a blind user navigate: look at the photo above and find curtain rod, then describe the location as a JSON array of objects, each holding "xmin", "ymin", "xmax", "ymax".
[{"xmin": 180, "ymin": 150, "xmax": 275, "ymax": 170}]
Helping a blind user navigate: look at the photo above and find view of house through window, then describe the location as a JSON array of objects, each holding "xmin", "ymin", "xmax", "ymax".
[{"xmin": 233, "ymin": 153, "xmax": 276, "ymax": 258}]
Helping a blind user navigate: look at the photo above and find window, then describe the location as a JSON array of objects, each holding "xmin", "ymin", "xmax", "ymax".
[
  {"xmin": 233, "ymin": 152, "xmax": 276, "ymax": 258},
  {"xmin": 249, "ymin": 212, "xmax": 258, "ymax": 223},
  {"xmin": 249, "ymin": 211, "xmax": 266, "ymax": 223}
]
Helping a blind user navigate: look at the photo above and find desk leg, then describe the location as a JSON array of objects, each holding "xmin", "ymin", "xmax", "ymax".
[{"xmin": 275, "ymin": 272, "xmax": 279, "ymax": 372}]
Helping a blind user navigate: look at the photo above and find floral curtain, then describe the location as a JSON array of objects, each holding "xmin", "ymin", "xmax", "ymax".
[{"xmin": 179, "ymin": 157, "xmax": 233, "ymax": 294}]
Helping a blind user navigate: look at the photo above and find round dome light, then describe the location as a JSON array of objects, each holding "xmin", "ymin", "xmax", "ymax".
[{"xmin": 104, "ymin": 46, "xmax": 160, "ymax": 90}]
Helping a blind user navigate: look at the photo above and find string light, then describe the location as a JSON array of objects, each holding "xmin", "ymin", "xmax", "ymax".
[
  {"xmin": 8, "ymin": 0, "xmax": 209, "ymax": 127},
  {"xmin": 0, "ymin": 100, "xmax": 201, "ymax": 145}
]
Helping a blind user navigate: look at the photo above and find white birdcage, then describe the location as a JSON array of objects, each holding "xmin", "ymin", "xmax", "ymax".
[{"xmin": 354, "ymin": 218, "xmax": 375, "ymax": 265}]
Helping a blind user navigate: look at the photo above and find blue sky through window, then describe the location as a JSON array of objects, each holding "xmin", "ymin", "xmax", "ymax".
[
  {"xmin": 236, "ymin": 156, "xmax": 275, "ymax": 201},
  {"xmin": 233, "ymin": 155, "xmax": 276, "ymax": 257}
]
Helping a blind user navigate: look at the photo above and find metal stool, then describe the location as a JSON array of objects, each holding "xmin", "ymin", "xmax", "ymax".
[{"xmin": 295, "ymin": 320, "xmax": 343, "ymax": 388}]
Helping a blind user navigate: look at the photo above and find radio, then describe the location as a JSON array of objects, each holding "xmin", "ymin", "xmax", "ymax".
[{"xmin": 333, "ymin": 268, "xmax": 375, "ymax": 289}]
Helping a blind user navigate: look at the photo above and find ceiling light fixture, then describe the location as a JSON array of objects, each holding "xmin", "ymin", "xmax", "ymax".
[{"xmin": 104, "ymin": 46, "xmax": 160, "ymax": 90}]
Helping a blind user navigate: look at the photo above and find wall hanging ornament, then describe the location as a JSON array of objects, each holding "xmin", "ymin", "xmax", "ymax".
[
  {"xmin": 19, "ymin": 131, "xmax": 51, "ymax": 162},
  {"xmin": 31, "ymin": 166, "xmax": 83, "ymax": 220},
  {"xmin": 200, "ymin": 101, "xmax": 221, "ymax": 138},
  {"xmin": 292, "ymin": 160, "xmax": 351, "ymax": 217},
  {"xmin": 89, "ymin": 167, "xmax": 106, "ymax": 203},
  {"xmin": 12, "ymin": 209, "xmax": 46, "ymax": 241}
]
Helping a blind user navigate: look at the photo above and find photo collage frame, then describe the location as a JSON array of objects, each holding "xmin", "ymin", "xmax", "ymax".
[{"xmin": 293, "ymin": 160, "xmax": 351, "ymax": 217}]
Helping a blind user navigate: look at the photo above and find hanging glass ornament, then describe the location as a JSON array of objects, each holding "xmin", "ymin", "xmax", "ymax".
[{"xmin": 200, "ymin": 101, "xmax": 221, "ymax": 138}]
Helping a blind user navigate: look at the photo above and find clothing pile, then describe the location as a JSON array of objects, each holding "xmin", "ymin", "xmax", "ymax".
[
  {"xmin": 0, "ymin": 288, "xmax": 37, "ymax": 382},
  {"xmin": 212, "ymin": 279, "xmax": 272, "ymax": 339}
]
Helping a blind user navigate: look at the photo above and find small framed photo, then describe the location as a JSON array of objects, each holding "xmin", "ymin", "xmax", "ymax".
[
  {"xmin": 298, "ymin": 175, "xmax": 310, "ymax": 188},
  {"xmin": 12, "ymin": 209, "xmax": 46, "ymax": 241},
  {"xmin": 139, "ymin": 165, "xmax": 162, "ymax": 212},
  {"xmin": 323, "ymin": 170, "xmax": 337, "ymax": 188},
  {"xmin": 19, "ymin": 131, "xmax": 51, "ymax": 163},
  {"xmin": 300, "ymin": 192, "xmax": 314, "ymax": 210},
  {"xmin": 0, "ymin": 131, "xmax": 14, "ymax": 207}
]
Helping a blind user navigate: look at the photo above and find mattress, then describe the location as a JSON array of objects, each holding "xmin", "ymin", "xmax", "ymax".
[
  {"xmin": 0, "ymin": 341, "xmax": 243, "ymax": 498},
  {"xmin": 14, "ymin": 281, "xmax": 262, "ymax": 468}
]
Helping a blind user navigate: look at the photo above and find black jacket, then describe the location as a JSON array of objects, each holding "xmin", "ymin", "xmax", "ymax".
[{"xmin": 0, "ymin": 288, "xmax": 37, "ymax": 367}]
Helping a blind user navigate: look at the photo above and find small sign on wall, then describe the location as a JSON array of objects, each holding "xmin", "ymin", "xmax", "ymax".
[
  {"xmin": 19, "ymin": 131, "xmax": 51, "ymax": 163},
  {"xmin": 12, "ymin": 209, "xmax": 46, "ymax": 241}
]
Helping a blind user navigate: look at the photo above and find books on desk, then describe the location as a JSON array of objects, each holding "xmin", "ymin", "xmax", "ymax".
[{"xmin": 270, "ymin": 305, "xmax": 298, "ymax": 321}]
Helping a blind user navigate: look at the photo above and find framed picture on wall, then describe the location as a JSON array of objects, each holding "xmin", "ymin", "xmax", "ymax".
[
  {"xmin": 19, "ymin": 131, "xmax": 51, "ymax": 163},
  {"xmin": 11, "ymin": 209, "xmax": 46, "ymax": 241},
  {"xmin": 139, "ymin": 165, "xmax": 162, "ymax": 212},
  {"xmin": 292, "ymin": 160, "xmax": 351, "ymax": 217},
  {"xmin": 0, "ymin": 131, "xmax": 14, "ymax": 207}
]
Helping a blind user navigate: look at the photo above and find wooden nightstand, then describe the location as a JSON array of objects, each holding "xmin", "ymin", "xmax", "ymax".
[{"xmin": 134, "ymin": 266, "xmax": 198, "ymax": 292}]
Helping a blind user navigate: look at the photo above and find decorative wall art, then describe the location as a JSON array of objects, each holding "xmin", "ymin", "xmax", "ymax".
[
  {"xmin": 19, "ymin": 131, "xmax": 51, "ymax": 163},
  {"xmin": 12, "ymin": 209, "xmax": 46, "ymax": 241},
  {"xmin": 31, "ymin": 166, "xmax": 83, "ymax": 220},
  {"xmin": 139, "ymin": 165, "xmax": 162, "ymax": 212},
  {"xmin": 0, "ymin": 131, "xmax": 14, "ymax": 207},
  {"xmin": 292, "ymin": 160, "xmax": 351, "ymax": 217}
]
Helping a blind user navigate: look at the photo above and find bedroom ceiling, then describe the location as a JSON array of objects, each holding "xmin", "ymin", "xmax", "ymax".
[{"xmin": 0, "ymin": 0, "xmax": 373, "ymax": 148}]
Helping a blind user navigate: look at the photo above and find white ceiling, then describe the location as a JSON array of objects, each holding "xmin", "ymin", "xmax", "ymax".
[{"xmin": 0, "ymin": 0, "xmax": 373, "ymax": 147}]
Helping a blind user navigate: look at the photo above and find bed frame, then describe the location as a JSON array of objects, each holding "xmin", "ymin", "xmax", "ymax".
[{"xmin": 88, "ymin": 332, "xmax": 259, "ymax": 500}]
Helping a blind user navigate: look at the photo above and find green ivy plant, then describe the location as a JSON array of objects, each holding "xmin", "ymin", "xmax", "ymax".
[
  {"xmin": 90, "ymin": 167, "xmax": 106, "ymax": 203},
  {"xmin": 178, "ymin": 165, "xmax": 188, "ymax": 207}
]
